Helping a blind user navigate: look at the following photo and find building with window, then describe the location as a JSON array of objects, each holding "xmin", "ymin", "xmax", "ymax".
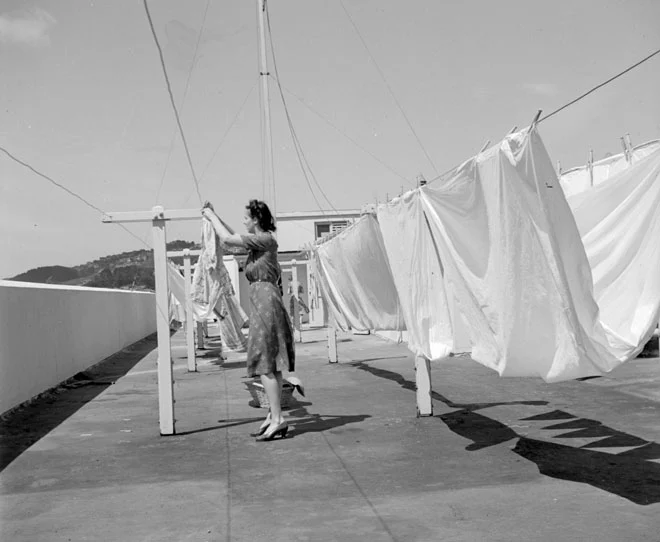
[
  {"xmin": 275, "ymin": 209, "xmax": 361, "ymax": 327},
  {"xmin": 275, "ymin": 210, "xmax": 362, "ymax": 252}
]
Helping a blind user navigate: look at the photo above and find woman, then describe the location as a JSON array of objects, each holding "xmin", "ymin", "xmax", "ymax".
[{"xmin": 202, "ymin": 200, "xmax": 294, "ymax": 441}]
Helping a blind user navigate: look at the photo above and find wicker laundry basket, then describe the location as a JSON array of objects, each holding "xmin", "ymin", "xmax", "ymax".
[{"xmin": 246, "ymin": 380, "xmax": 295, "ymax": 409}]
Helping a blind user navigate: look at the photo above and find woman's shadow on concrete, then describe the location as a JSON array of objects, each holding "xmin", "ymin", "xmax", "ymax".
[{"xmin": 282, "ymin": 399, "xmax": 371, "ymax": 436}]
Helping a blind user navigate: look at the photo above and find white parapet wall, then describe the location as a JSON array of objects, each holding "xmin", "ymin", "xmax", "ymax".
[{"xmin": 0, "ymin": 280, "xmax": 156, "ymax": 415}]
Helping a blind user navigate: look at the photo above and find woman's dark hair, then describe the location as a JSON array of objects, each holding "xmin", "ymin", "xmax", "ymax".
[{"xmin": 246, "ymin": 199, "xmax": 276, "ymax": 232}]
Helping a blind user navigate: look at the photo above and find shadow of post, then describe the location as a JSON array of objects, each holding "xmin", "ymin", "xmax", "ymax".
[{"xmin": 350, "ymin": 359, "xmax": 660, "ymax": 505}]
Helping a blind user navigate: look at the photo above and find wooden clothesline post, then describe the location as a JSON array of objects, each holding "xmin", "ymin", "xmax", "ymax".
[
  {"xmin": 103, "ymin": 206, "xmax": 200, "ymax": 436},
  {"xmin": 167, "ymin": 248, "xmax": 203, "ymax": 373},
  {"xmin": 327, "ymin": 323, "xmax": 338, "ymax": 363},
  {"xmin": 291, "ymin": 259, "xmax": 303, "ymax": 343}
]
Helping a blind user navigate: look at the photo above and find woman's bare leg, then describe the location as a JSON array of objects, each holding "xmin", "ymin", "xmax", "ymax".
[{"xmin": 260, "ymin": 371, "xmax": 284, "ymax": 425}]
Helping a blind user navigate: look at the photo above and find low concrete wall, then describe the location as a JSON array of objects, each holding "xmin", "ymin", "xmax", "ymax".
[{"xmin": 0, "ymin": 280, "xmax": 156, "ymax": 414}]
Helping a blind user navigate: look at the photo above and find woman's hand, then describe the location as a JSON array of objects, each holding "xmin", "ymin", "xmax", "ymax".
[
  {"xmin": 201, "ymin": 201, "xmax": 216, "ymax": 221},
  {"xmin": 202, "ymin": 207, "xmax": 216, "ymax": 221}
]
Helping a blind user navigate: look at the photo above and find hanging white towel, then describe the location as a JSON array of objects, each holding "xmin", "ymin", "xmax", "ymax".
[
  {"xmin": 191, "ymin": 220, "xmax": 233, "ymax": 320},
  {"xmin": 314, "ymin": 214, "xmax": 405, "ymax": 332}
]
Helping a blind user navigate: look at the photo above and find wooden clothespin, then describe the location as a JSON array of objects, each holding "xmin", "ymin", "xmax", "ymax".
[
  {"xmin": 626, "ymin": 133, "xmax": 633, "ymax": 163},
  {"xmin": 508, "ymin": 126, "xmax": 518, "ymax": 135},
  {"xmin": 588, "ymin": 149, "xmax": 594, "ymax": 187},
  {"xmin": 557, "ymin": 160, "xmax": 562, "ymax": 175},
  {"xmin": 530, "ymin": 110, "xmax": 543, "ymax": 131},
  {"xmin": 620, "ymin": 137, "xmax": 630, "ymax": 163},
  {"xmin": 478, "ymin": 140, "xmax": 491, "ymax": 154}
]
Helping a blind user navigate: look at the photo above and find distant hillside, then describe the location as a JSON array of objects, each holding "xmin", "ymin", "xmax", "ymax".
[
  {"xmin": 11, "ymin": 265, "xmax": 79, "ymax": 284},
  {"xmin": 8, "ymin": 240, "xmax": 204, "ymax": 291}
]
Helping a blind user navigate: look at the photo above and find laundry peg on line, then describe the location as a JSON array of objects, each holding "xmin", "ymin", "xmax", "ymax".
[
  {"xmin": 478, "ymin": 140, "xmax": 491, "ymax": 153},
  {"xmin": 620, "ymin": 137, "xmax": 630, "ymax": 163},
  {"xmin": 625, "ymin": 133, "xmax": 633, "ymax": 163},
  {"xmin": 588, "ymin": 149, "xmax": 594, "ymax": 186},
  {"xmin": 557, "ymin": 160, "xmax": 562, "ymax": 175},
  {"xmin": 530, "ymin": 109, "xmax": 543, "ymax": 129},
  {"xmin": 507, "ymin": 126, "xmax": 518, "ymax": 135}
]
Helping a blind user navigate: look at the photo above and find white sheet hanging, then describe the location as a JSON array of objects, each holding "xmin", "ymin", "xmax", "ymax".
[
  {"xmin": 567, "ymin": 146, "xmax": 660, "ymax": 358},
  {"xmin": 560, "ymin": 140, "xmax": 660, "ymax": 197},
  {"xmin": 314, "ymin": 214, "xmax": 405, "ymax": 332},
  {"xmin": 377, "ymin": 191, "xmax": 453, "ymax": 360},
  {"xmin": 420, "ymin": 127, "xmax": 621, "ymax": 382}
]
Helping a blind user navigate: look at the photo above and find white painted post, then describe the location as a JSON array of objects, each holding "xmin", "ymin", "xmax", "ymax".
[
  {"xmin": 415, "ymin": 355, "xmax": 433, "ymax": 417},
  {"xmin": 103, "ymin": 206, "xmax": 201, "ymax": 436},
  {"xmin": 328, "ymin": 324, "xmax": 338, "ymax": 363},
  {"xmin": 292, "ymin": 259, "xmax": 302, "ymax": 342},
  {"xmin": 182, "ymin": 249, "xmax": 196, "ymax": 372},
  {"xmin": 152, "ymin": 206, "xmax": 176, "ymax": 435},
  {"xmin": 417, "ymin": 210, "xmax": 440, "ymax": 417}
]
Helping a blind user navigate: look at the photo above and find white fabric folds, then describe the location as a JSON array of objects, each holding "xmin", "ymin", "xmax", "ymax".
[
  {"xmin": 168, "ymin": 259, "xmax": 248, "ymax": 353},
  {"xmin": 560, "ymin": 140, "xmax": 660, "ymax": 197},
  {"xmin": 377, "ymin": 191, "xmax": 453, "ymax": 360},
  {"xmin": 419, "ymin": 127, "xmax": 622, "ymax": 381},
  {"xmin": 313, "ymin": 127, "xmax": 658, "ymax": 383},
  {"xmin": 566, "ymin": 145, "xmax": 660, "ymax": 360},
  {"xmin": 191, "ymin": 220, "xmax": 233, "ymax": 320},
  {"xmin": 315, "ymin": 214, "xmax": 405, "ymax": 332}
]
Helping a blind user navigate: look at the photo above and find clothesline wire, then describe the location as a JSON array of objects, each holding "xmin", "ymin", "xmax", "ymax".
[
  {"xmin": 265, "ymin": 4, "xmax": 337, "ymax": 214},
  {"xmin": 143, "ymin": 0, "xmax": 203, "ymax": 206},
  {"xmin": 155, "ymin": 0, "xmax": 211, "ymax": 205},
  {"xmin": 281, "ymin": 85, "xmax": 414, "ymax": 187},
  {"xmin": 315, "ymin": 48, "xmax": 660, "ymax": 248},
  {"xmin": 339, "ymin": 0, "xmax": 439, "ymax": 177},
  {"xmin": 0, "ymin": 145, "xmax": 151, "ymax": 250},
  {"xmin": 181, "ymin": 78, "xmax": 260, "ymax": 206},
  {"xmin": 424, "ymin": 45, "xmax": 660, "ymax": 186},
  {"xmin": 538, "ymin": 46, "xmax": 660, "ymax": 123},
  {"xmin": 7, "ymin": 16, "xmax": 658, "ymax": 263}
]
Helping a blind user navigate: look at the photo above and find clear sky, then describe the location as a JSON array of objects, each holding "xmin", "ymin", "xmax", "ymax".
[{"xmin": 1, "ymin": 0, "xmax": 659, "ymax": 278}]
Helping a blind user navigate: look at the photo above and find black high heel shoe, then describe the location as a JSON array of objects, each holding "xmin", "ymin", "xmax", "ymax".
[{"xmin": 256, "ymin": 421, "xmax": 289, "ymax": 441}]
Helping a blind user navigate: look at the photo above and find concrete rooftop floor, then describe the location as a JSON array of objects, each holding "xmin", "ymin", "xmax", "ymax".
[{"xmin": 1, "ymin": 327, "xmax": 660, "ymax": 541}]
